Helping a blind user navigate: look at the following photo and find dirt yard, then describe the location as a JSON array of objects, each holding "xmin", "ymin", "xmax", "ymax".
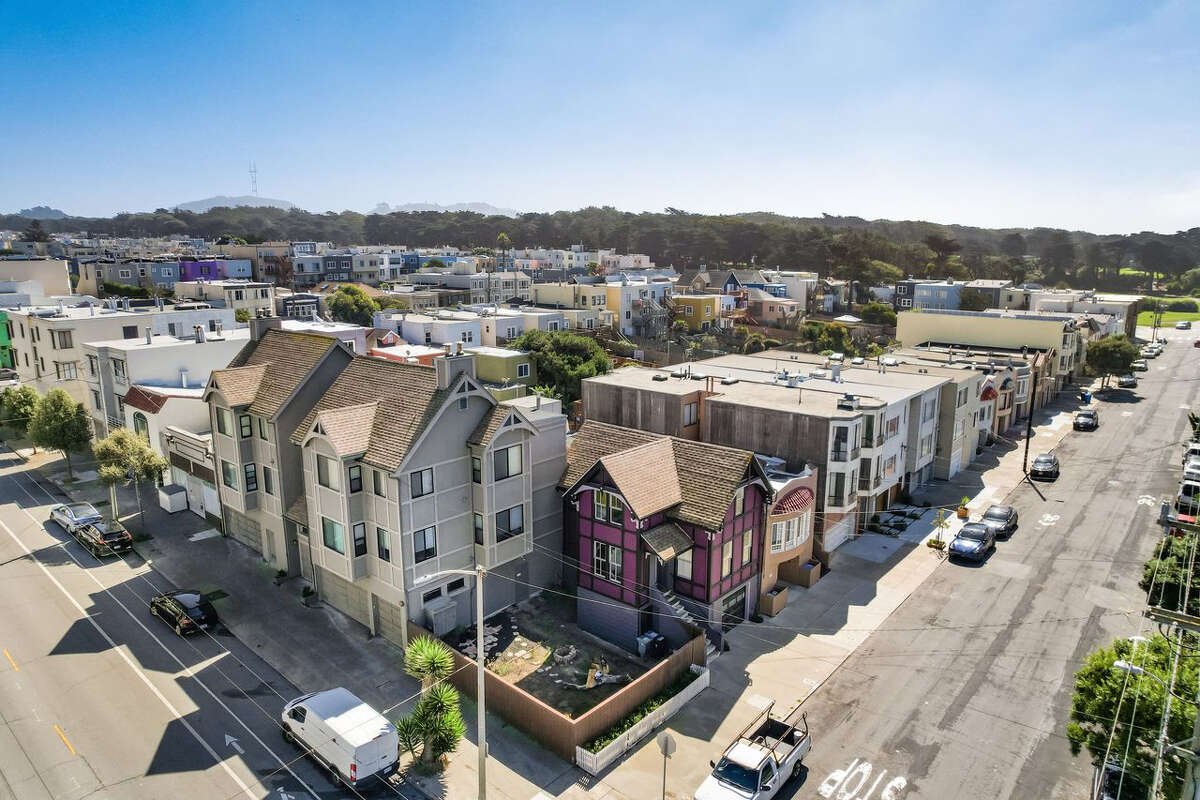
[{"xmin": 451, "ymin": 593, "xmax": 649, "ymax": 718}]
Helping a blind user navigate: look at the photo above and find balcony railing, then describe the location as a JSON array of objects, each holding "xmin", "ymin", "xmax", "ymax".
[
  {"xmin": 859, "ymin": 474, "xmax": 881, "ymax": 491},
  {"xmin": 830, "ymin": 446, "xmax": 860, "ymax": 462}
]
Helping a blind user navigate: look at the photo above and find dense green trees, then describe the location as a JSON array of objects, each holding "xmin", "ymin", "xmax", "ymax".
[
  {"xmin": 509, "ymin": 330, "xmax": 610, "ymax": 404},
  {"xmin": 28, "ymin": 389, "xmax": 92, "ymax": 478},
  {"xmin": 0, "ymin": 386, "xmax": 39, "ymax": 441},
  {"xmin": 327, "ymin": 285, "xmax": 378, "ymax": 327},
  {"xmin": 1086, "ymin": 335, "xmax": 1139, "ymax": 388}
]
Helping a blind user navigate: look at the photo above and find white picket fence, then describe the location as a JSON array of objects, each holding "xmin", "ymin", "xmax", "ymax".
[{"xmin": 575, "ymin": 665, "xmax": 710, "ymax": 775}]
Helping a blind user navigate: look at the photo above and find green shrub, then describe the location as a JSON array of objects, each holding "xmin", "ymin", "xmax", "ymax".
[
  {"xmin": 1167, "ymin": 299, "xmax": 1198, "ymax": 312},
  {"xmin": 583, "ymin": 669, "xmax": 699, "ymax": 753}
]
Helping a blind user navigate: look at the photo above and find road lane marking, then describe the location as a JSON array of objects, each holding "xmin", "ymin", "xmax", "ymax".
[
  {"xmin": 3, "ymin": 648, "xmax": 17, "ymax": 671},
  {"xmin": 3, "ymin": 472, "xmax": 322, "ymax": 800},
  {"xmin": 53, "ymin": 723, "xmax": 75, "ymax": 756},
  {"xmin": 819, "ymin": 758, "xmax": 908, "ymax": 799},
  {"xmin": 0, "ymin": 511, "xmax": 258, "ymax": 799}
]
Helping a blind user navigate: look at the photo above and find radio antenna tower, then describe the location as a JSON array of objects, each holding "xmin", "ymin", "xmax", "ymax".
[{"xmin": 249, "ymin": 161, "xmax": 259, "ymax": 196}]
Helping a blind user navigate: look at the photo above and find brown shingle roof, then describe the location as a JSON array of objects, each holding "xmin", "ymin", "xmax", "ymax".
[
  {"xmin": 468, "ymin": 404, "xmax": 520, "ymax": 447},
  {"xmin": 212, "ymin": 329, "xmax": 340, "ymax": 417},
  {"xmin": 284, "ymin": 495, "xmax": 308, "ymax": 525},
  {"xmin": 598, "ymin": 438, "xmax": 681, "ymax": 520},
  {"xmin": 640, "ymin": 522, "xmax": 693, "ymax": 560},
  {"xmin": 561, "ymin": 421, "xmax": 760, "ymax": 530},
  {"xmin": 291, "ymin": 356, "xmax": 451, "ymax": 472},
  {"xmin": 121, "ymin": 385, "xmax": 169, "ymax": 414},
  {"xmin": 313, "ymin": 402, "xmax": 378, "ymax": 457}
]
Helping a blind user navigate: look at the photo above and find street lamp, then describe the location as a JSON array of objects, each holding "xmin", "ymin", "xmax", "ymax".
[{"xmin": 422, "ymin": 566, "xmax": 488, "ymax": 799}]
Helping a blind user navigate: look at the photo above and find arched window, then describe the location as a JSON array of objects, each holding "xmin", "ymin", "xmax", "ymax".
[{"xmin": 132, "ymin": 412, "xmax": 150, "ymax": 442}]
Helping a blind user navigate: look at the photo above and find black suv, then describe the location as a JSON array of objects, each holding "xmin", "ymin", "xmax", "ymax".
[
  {"xmin": 76, "ymin": 519, "xmax": 133, "ymax": 557},
  {"xmin": 150, "ymin": 591, "xmax": 219, "ymax": 636}
]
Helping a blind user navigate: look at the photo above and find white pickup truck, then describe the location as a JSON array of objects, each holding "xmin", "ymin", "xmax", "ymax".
[{"xmin": 695, "ymin": 701, "xmax": 811, "ymax": 800}]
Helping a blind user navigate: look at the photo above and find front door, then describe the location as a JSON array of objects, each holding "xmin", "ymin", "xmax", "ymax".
[
  {"xmin": 185, "ymin": 474, "xmax": 204, "ymax": 518},
  {"xmin": 656, "ymin": 559, "xmax": 673, "ymax": 592}
]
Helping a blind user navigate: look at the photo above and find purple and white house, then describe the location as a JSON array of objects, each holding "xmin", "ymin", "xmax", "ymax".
[{"xmin": 560, "ymin": 421, "xmax": 772, "ymax": 653}]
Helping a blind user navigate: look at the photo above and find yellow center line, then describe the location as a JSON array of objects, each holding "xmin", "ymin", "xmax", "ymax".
[
  {"xmin": 53, "ymin": 724, "xmax": 75, "ymax": 756},
  {"xmin": 2, "ymin": 649, "xmax": 16, "ymax": 671}
]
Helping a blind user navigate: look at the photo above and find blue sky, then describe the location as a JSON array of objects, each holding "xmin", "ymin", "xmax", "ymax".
[{"xmin": 2, "ymin": 0, "xmax": 1196, "ymax": 233}]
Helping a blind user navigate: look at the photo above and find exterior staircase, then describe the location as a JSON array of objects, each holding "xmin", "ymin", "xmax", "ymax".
[{"xmin": 656, "ymin": 588, "xmax": 720, "ymax": 662}]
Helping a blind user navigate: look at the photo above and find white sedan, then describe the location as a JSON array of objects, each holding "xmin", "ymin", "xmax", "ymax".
[
  {"xmin": 1131, "ymin": 359, "xmax": 1148, "ymax": 371},
  {"xmin": 49, "ymin": 503, "xmax": 103, "ymax": 533}
]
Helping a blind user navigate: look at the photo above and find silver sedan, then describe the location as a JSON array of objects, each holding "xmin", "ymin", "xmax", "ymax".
[{"xmin": 49, "ymin": 503, "xmax": 103, "ymax": 533}]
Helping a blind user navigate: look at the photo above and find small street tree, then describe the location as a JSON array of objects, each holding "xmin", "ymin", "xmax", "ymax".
[
  {"xmin": 395, "ymin": 636, "xmax": 466, "ymax": 767},
  {"xmin": 92, "ymin": 428, "xmax": 168, "ymax": 524},
  {"xmin": 1086, "ymin": 335, "xmax": 1139, "ymax": 388},
  {"xmin": 27, "ymin": 389, "xmax": 92, "ymax": 478},
  {"xmin": 1, "ymin": 385, "xmax": 40, "ymax": 448}
]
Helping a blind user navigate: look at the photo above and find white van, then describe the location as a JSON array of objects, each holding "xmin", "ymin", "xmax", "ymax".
[{"xmin": 281, "ymin": 688, "xmax": 399, "ymax": 789}]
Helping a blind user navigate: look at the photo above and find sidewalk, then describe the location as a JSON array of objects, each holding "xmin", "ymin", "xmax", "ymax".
[{"xmin": 18, "ymin": 386, "xmax": 1091, "ymax": 800}]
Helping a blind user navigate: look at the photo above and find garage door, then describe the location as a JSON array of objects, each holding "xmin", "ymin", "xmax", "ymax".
[
  {"xmin": 823, "ymin": 516, "xmax": 853, "ymax": 552},
  {"xmin": 223, "ymin": 508, "xmax": 262, "ymax": 553},
  {"xmin": 318, "ymin": 568, "xmax": 370, "ymax": 629},
  {"xmin": 374, "ymin": 596, "xmax": 407, "ymax": 647},
  {"xmin": 948, "ymin": 450, "xmax": 963, "ymax": 478}
]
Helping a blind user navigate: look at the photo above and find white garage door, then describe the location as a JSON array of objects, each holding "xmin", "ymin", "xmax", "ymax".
[
  {"xmin": 823, "ymin": 516, "xmax": 854, "ymax": 552},
  {"xmin": 948, "ymin": 450, "xmax": 963, "ymax": 478}
]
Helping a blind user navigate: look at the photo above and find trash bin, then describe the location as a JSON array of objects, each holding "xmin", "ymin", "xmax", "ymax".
[{"xmin": 1080, "ymin": 390, "xmax": 1092, "ymax": 403}]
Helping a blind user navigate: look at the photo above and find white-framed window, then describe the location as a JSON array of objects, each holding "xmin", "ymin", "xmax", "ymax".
[
  {"xmin": 675, "ymin": 547, "xmax": 692, "ymax": 580},
  {"xmin": 593, "ymin": 489, "xmax": 609, "ymax": 521},
  {"xmin": 496, "ymin": 505, "xmax": 524, "ymax": 540},
  {"xmin": 215, "ymin": 407, "xmax": 233, "ymax": 437},
  {"xmin": 243, "ymin": 463, "xmax": 258, "ymax": 492},
  {"xmin": 413, "ymin": 525, "xmax": 436, "ymax": 562},
  {"xmin": 682, "ymin": 401, "xmax": 698, "ymax": 426},
  {"xmin": 734, "ymin": 486, "xmax": 745, "ymax": 516},
  {"xmin": 118, "ymin": 269, "xmax": 131, "ymax": 279},
  {"xmin": 221, "ymin": 460, "xmax": 237, "ymax": 489},
  {"xmin": 721, "ymin": 541, "xmax": 733, "ymax": 578},
  {"xmin": 516, "ymin": 363, "xmax": 530, "ymax": 379},
  {"xmin": 322, "ymin": 517, "xmax": 345, "ymax": 554},
  {"xmin": 52, "ymin": 330, "xmax": 73, "ymax": 349},
  {"xmin": 493, "ymin": 444, "xmax": 522, "ymax": 480},
  {"xmin": 352, "ymin": 522, "xmax": 367, "ymax": 557},
  {"xmin": 112, "ymin": 359, "xmax": 127, "ymax": 384},
  {"xmin": 410, "ymin": 467, "xmax": 434, "ymax": 498},
  {"xmin": 376, "ymin": 527, "xmax": 390, "ymax": 561},
  {"xmin": 55, "ymin": 361, "xmax": 77, "ymax": 381},
  {"xmin": 316, "ymin": 455, "xmax": 339, "ymax": 490},
  {"xmin": 592, "ymin": 540, "xmax": 622, "ymax": 583},
  {"xmin": 741, "ymin": 531, "xmax": 752, "ymax": 565},
  {"xmin": 372, "ymin": 469, "xmax": 386, "ymax": 496},
  {"xmin": 683, "ymin": 305, "xmax": 693, "ymax": 317}
]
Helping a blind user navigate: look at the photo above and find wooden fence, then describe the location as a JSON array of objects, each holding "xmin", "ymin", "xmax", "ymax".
[{"xmin": 406, "ymin": 621, "xmax": 706, "ymax": 762}]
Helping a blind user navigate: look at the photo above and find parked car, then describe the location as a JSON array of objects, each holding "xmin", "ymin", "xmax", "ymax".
[
  {"xmin": 1074, "ymin": 409, "xmax": 1099, "ymax": 431},
  {"xmin": 75, "ymin": 519, "xmax": 132, "ymax": 557},
  {"xmin": 980, "ymin": 505, "xmax": 1018, "ymax": 537},
  {"xmin": 1177, "ymin": 481, "xmax": 1200, "ymax": 515},
  {"xmin": 1184, "ymin": 462, "xmax": 1200, "ymax": 484},
  {"xmin": 1029, "ymin": 453, "xmax": 1060, "ymax": 480},
  {"xmin": 1177, "ymin": 320, "xmax": 1192, "ymax": 330},
  {"xmin": 1184, "ymin": 443, "xmax": 1200, "ymax": 466},
  {"xmin": 949, "ymin": 522, "xmax": 996, "ymax": 562},
  {"xmin": 1118, "ymin": 374, "xmax": 1139, "ymax": 388},
  {"xmin": 696, "ymin": 701, "xmax": 810, "ymax": 800},
  {"xmin": 49, "ymin": 502, "xmax": 103, "ymax": 534},
  {"xmin": 1096, "ymin": 761, "xmax": 1149, "ymax": 800},
  {"xmin": 0, "ymin": 368, "xmax": 18, "ymax": 389},
  {"xmin": 1141, "ymin": 347, "xmax": 1157, "ymax": 359},
  {"xmin": 1131, "ymin": 359, "xmax": 1148, "ymax": 371},
  {"xmin": 282, "ymin": 688, "xmax": 399, "ymax": 789},
  {"xmin": 150, "ymin": 590, "xmax": 220, "ymax": 635}
]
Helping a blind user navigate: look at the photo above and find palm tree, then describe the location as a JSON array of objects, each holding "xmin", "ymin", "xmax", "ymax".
[{"xmin": 397, "ymin": 636, "xmax": 466, "ymax": 766}]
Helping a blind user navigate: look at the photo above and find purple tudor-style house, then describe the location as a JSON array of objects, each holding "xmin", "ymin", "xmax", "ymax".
[{"xmin": 560, "ymin": 421, "xmax": 772, "ymax": 653}]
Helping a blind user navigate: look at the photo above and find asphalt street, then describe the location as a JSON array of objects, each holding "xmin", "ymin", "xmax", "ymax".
[
  {"xmin": 0, "ymin": 451, "xmax": 418, "ymax": 799},
  {"xmin": 798, "ymin": 330, "xmax": 1196, "ymax": 800}
]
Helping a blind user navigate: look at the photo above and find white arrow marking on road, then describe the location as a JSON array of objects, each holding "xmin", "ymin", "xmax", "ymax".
[
  {"xmin": 225, "ymin": 734, "xmax": 245, "ymax": 755},
  {"xmin": 276, "ymin": 790, "xmax": 295, "ymax": 800},
  {"xmin": 1038, "ymin": 514, "xmax": 1060, "ymax": 526}
]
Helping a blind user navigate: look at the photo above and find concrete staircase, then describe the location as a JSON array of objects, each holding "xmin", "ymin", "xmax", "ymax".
[{"xmin": 658, "ymin": 588, "xmax": 719, "ymax": 662}]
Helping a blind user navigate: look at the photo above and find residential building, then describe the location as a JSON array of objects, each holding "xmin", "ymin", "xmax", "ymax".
[
  {"xmin": 123, "ymin": 385, "xmax": 211, "ymax": 457},
  {"xmin": 962, "ymin": 279, "xmax": 1015, "ymax": 308},
  {"xmin": 278, "ymin": 318, "xmax": 368, "ymax": 355},
  {"xmin": 745, "ymin": 290, "xmax": 802, "ymax": 327},
  {"xmin": 288, "ymin": 345, "xmax": 565, "ymax": 644},
  {"xmin": 83, "ymin": 327, "xmax": 250, "ymax": 437},
  {"xmin": 560, "ymin": 421, "xmax": 771, "ymax": 652},
  {"xmin": 176, "ymin": 280, "xmax": 276, "ymax": 317},
  {"xmin": 0, "ymin": 311, "xmax": 11, "ymax": 368},
  {"xmin": 759, "ymin": 270, "xmax": 818, "ymax": 308},
  {"xmin": 161, "ymin": 425, "xmax": 223, "ymax": 526},
  {"xmin": 671, "ymin": 294, "xmax": 722, "ymax": 332},
  {"xmin": 582, "ymin": 366, "xmax": 868, "ymax": 556},
  {"xmin": 467, "ymin": 345, "xmax": 537, "ymax": 395},
  {"xmin": 757, "ymin": 459, "xmax": 818, "ymax": 614},
  {"xmin": 604, "ymin": 276, "xmax": 674, "ymax": 337},
  {"xmin": 0, "ymin": 257, "xmax": 72, "ymax": 295},
  {"xmin": 379, "ymin": 310, "xmax": 483, "ymax": 348},
  {"xmin": 530, "ymin": 282, "xmax": 609, "ymax": 312},
  {"xmin": 9, "ymin": 302, "xmax": 237, "ymax": 405}
]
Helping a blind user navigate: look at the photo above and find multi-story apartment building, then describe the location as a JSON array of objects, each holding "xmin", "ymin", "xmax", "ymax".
[
  {"xmin": 176, "ymin": 280, "xmax": 275, "ymax": 317},
  {"xmin": 82, "ymin": 327, "xmax": 250, "ymax": 437},
  {"xmin": 560, "ymin": 421, "xmax": 769, "ymax": 652},
  {"xmin": 604, "ymin": 276, "xmax": 674, "ymax": 337},
  {"xmin": 582, "ymin": 366, "xmax": 868, "ymax": 556},
  {"xmin": 530, "ymin": 281, "xmax": 609, "ymax": 312},
  {"xmin": 206, "ymin": 327, "xmax": 565, "ymax": 646},
  {"xmin": 0, "ymin": 257, "xmax": 72, "ymax": 295},
  {"xmin": 670, "ymin": 294, "xmax": 723, "ymax": 332},
  {"xmin": 9, "ymin": 301, "xmax": 237, "ymax": 404}
]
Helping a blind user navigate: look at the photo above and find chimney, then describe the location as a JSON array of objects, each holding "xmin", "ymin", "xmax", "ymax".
[
  {"xmin": 180, "ymin": 369, "xmax": 189, "ymax": 388},
  {"xmin": 831, "ymin": 363, "xmax": 841, "ymax": 383},
  {"xmin": 145, "ymin": 326, "xmax": 152, "ymax": 345},
  {"xmin": 535, "ymin": 393, "xmax": 542, "ymax": 410},
  {"xmin": 247, "ymin": 315, "xmax": 280, "ymax": 341},
  {"xmin": 455, "ymin": 340, "xmax": 464, "ymax": 356}
]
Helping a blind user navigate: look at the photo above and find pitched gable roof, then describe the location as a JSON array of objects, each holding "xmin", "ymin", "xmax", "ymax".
[
  {"xmin": 561, "ymin": 421, "xmax": 760, "ymax": 530},
  {"xmin": 292, "ymin": 356, "xmax": 452, "ymax": 472},
  {"xmin": 468, "ymin": 404, "xmax": 531, "ymax": 448},
  {"xmin": 312, "ymin": 402, "xmax": 378, "ymax": 457},
  {"xmin": 210, "ymin": 329, "xmax": 339, "ymax": 417}
]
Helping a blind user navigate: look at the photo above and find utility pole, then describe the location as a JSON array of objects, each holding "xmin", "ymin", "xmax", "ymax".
[{"xmin": 1022, "ymin": 367, "xmax": 1040, "ymax": 477}]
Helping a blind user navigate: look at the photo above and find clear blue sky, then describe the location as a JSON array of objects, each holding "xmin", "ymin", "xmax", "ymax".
[{"xmin": 3, "ymin": 0, "xmax": 1196, "ymax": 233}]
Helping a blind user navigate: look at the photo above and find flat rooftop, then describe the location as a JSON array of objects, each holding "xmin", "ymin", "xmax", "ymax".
[
  {"xmin": 84, "ymin": 328, "xmax": 251, "ymax": 350},
  {"xmin": 466, "ymin": 345, "xmax": 526, "ymax": 358},
  {"xmin": 694, "ymin": 353, "xmax": 947, "ymax": 404}
]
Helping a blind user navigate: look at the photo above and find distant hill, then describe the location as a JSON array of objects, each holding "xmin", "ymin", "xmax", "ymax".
[
  {"xmin": 371, "ymin": 201, "xmax": 518, "ymax": 217},
  {"xmin": 173, "ymin": 195, "xmax": 295, "ymax": 213},
  {"xmin": 17, "ymin": 206, "xmax": 68, "ymax": 219}
]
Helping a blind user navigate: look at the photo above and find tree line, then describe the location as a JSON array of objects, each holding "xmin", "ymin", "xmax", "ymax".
[{"xmin": 8, "ymin": 205, "xmax": 1200, "ymax": 293}]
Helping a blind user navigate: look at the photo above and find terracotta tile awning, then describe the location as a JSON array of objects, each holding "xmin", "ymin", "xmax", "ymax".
[
  {"xmin": 775, "ymin": 487, "xmax": 814, "ymax": 514},
  {"xmin": 641, "ymin": 522, "xmax": 693, "ymax": 561}
]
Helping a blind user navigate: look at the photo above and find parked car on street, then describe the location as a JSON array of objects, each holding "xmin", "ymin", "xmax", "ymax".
[
  {"xmin": 696, "ymin": 701, "xmax": 810, "ymax": 800},
  {"xmin": 1141, "ymin": 347, "xmax": 1158, "ymax": 359},
  {"xmin": 75, "ymin": 519, "xmax": 132, "ymax": 557},
  {"xmin": 1029, "ymin": 453, "xmax": 1061, "ymax": 480},
  {"xmin": 980, "ymin": 505, "xmax": 1018, "ymax": 537},
  {"xmin": 1185, "ymin": 443, "xmax": 1200, "ymax": 466},
  {"xmin": 1177, "ymin": 481, "xmax": 1200, "ymax": 515},
  {"xmin": 0, "ymin": 368, "xmax": 18, "ymax": 389},
  {"xmin": 282, "ymin": 688, "xmax": 399, "ymax": 789},
  {"xmin": 150, "ymin": 590, "xmax": 220, "ymax": 635},
  {"xmin": 1131, "ymin": 359, "xmax": 1148, "ymax": 371},
  {"xmin": 1074, "ymin": 409, "xmax": 1099, "ymax": 431},
  {"xmin": 1177, "ymin": 320, "xmax": 1192, "ymax": 330},
  {"xmin": 948, "ymin": 522, "xmax": 996, "ymax": 562},
  {"xmin": 49, "ymin": 502, "xmax": 103, "ymax": 534},
  {"xmin": 1118, "ymin": 374, "xmax": 1139, "ymax": 388}
]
